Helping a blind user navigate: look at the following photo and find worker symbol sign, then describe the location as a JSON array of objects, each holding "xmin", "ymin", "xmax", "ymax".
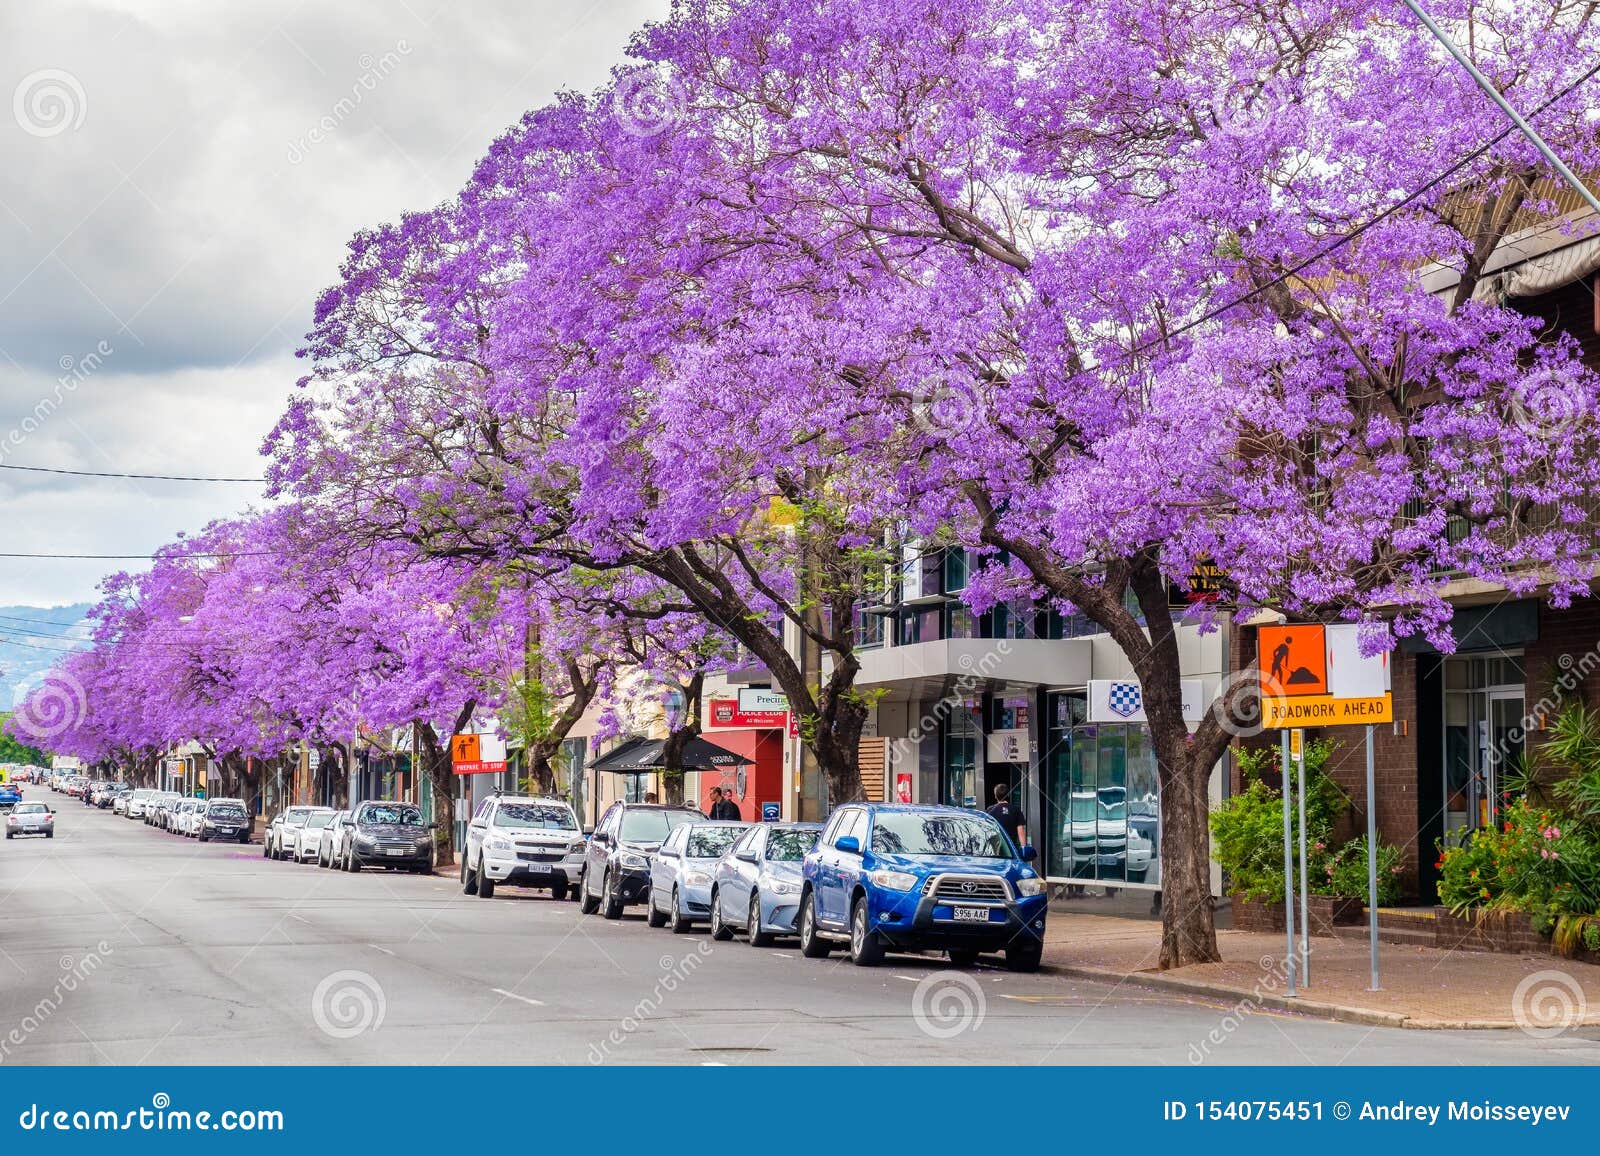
[{"xmin": 1256, "ymin": 624, "xmax": 1327, "ymax": 697}]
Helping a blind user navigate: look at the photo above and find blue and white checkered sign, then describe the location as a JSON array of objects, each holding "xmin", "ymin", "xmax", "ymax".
[{"xmin": 1107, "ymin": 682, "xmax": 1143, "ymax": 718}]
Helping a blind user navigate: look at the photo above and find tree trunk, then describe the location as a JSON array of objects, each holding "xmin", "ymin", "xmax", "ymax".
[{"xmin": 416, "ymin": 700, "xmax": 475, "ymax": 868}]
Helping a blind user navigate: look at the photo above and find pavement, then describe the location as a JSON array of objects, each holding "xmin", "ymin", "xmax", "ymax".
[
  {"xmin": 1039, "ymin": 902, "xmax": 1600, "ymax": 1030},
  {"xmin": 3, "ymin": 802, "xmax": 1600, "ymax": 1064}
]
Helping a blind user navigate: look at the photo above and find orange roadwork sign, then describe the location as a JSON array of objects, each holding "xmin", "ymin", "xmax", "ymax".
[
  {"xmin": 1256, "ymin": 624, "xmax": 1328, "ymax": 697},
  {"xmin": 451, "ymin": 733, "xmax": 480, "ymax": 766}
]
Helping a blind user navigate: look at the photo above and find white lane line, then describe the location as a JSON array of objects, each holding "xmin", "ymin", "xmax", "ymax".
[
  {"xmin": 490, "ymin": 987, "xmax": 546, "ymax": 1007},
  {"xmin": 289, "ymin": 913, "xmax": 310, "ymax": 923},
  {"xmin": 893, "ymin": 974, "xmax": 922, "ymax": 982},
  {"xmin": 368, "ymin": 944, "xmax": 395, "ymax": 956}
]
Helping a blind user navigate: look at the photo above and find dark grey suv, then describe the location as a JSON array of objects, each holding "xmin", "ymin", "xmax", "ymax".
[{"xmin": 578, "ymin": 802, "xmax": 701, "ymax": 919}]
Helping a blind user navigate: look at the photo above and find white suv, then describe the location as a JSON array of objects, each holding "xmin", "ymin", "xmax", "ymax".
[{"xmin": 462, "ymin": 795, "xmax": 586, "ymax": 900}]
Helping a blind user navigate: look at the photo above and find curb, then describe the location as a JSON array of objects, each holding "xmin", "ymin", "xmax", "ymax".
[{"xmin": 1039, "ymin": 962, "xmax": 1519, "ymax": 1030}]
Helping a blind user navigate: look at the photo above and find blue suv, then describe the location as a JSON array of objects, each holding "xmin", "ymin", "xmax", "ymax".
[{"xmin": 798, "ymin": 803, "xmax": 1047, "ymax": 971}]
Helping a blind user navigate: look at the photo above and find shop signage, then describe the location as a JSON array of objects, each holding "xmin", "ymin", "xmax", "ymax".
[
  {"xmin": 985, "ymin": 728, "xmax": 1029, "ymax": 763},
  {"xmin": 708, "ymin": 698, "xmax": 788, "ymax": 729},
  {"xmin": 451, "ymin": 732, "xmax": 508, "ymax": 775},
  {"xmin": 1087, "ymin": 679, "xmax": 1205, "ymax": 723},
  {"xmin": 1257, "ymin": 623, "xmax": 1392, "ymax": 729},
  {"xmin": 737, "ymin": 687, "xmax": 789, "ymax": 713},
  {"xmin": 1167, "ymin": 557, "xmax": 1232, "ymax": 608},
  {"xmin": 761, "ymin": 802, "xmax": 781, "ymax": 822},
  {"xmin": 307, "ymin": 748, "xmax": 321, "ymax": 770}
]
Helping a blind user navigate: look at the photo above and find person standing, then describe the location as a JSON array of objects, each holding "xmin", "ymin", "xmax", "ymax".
[
  {"xmin": 707, "ymin": 786, "xmax": 740, "ymax": 820},
  {"xmin": 986, "ymin": 782, "xmax": 1027, "ymax": 850}
]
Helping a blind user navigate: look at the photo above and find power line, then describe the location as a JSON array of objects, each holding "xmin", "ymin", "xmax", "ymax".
[
  {"xmin": 1118, "ymin": 58, "xmax": 1600, "ymax": 365},
  {"xmin": 0, "ymin": 464, "xmax": 263, "ymax": 483}
]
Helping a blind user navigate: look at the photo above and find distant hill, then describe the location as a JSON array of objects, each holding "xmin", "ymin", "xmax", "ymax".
[{"xmin": 0, "ymin": 604, "xmax": 94, "ymax": 710}]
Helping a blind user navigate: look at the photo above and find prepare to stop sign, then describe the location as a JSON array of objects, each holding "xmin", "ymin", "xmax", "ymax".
[{"xmin": 1256, "ymin": 623, "xmax": 1392, "ymax": 728}]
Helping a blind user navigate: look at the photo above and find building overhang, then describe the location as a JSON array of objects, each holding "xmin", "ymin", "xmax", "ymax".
[{"xmin": 855, "ymin": 638, "xmax": 1094, "ymax": 701}]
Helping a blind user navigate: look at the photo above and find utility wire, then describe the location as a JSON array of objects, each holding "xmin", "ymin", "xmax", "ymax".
[{"xmin": 0, "ymin": 464, "xmax": 263, "ymax": 483}]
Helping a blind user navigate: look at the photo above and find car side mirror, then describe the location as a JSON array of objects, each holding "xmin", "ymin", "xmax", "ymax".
[
  {"xmin": 835, "ymin": 835, "xmax": 860, "ymax": 855},
  {"xmin": 1020, "ymin": 844, "xmax": 1037, "ymax": 862},
  {"xmin": 735, "ymin": 849, "xmax": 758, "ymax": 863}
]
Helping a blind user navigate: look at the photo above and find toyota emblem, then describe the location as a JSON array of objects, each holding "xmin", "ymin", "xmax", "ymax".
[{"xmin": 960, "ymin": 880, "xmax": 977, "ymax": 894}]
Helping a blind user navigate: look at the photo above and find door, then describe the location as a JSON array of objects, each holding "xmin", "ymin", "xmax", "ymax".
[{"xmin": 1484, "ymin": 689, "xmax": 1524, "ymax": 831}]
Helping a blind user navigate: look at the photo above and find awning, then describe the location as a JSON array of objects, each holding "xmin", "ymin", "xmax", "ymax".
[{"xmin": 589, "ymin": 734, "xmax": 754, "ymax": 773}]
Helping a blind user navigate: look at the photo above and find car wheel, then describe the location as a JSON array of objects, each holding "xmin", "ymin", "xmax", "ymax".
[
  {"xmin": 947, "ymin": 948, "xmax": 980, "ymax": 968},
  {"xmin": 477, "ymin": 854, "xmax": 496, "ymax": 899},
  {"xmin": 45, "ymin": 830, "xmax": 53, "ymax": 839},
  {"xmin": 645, "ymin": 886, "xmax": 668, "ymax": 928},
  {"xmin": 5, "ymin": 832, "xmax": 11, "ymax": 839},
  {"xmin": 1127, "ymin": 868, "xmax": 1148, "ymax": 884},
  {"xmin": 709, "ymin": 890, "xmax": 733, "ymax": 941},
  {"xmin": 798, "ymin": 892, "xmax": 831, "ymax": 959},
  {"xmin": 668, "ymin": 887, "xmax": 691, "ymax": 934},
  {"xmin": 747, "ymin": 891, "xmax": 773, "ymax": 948},
  {"xmin": 261, "ymin": 838, "xmax": 270, "ymax": 859},
  {"xmin": 461, "ymin": 851, "xmax": 479, "ymax": 895},
  {"xmin": 344, "ymin": 849, "xmax": 358, "ymax": 873},
  {"xmin": 1005, "ymin": 941, "xmax": 1043, "ymax": 973},
  {"xmin": 197, "ymin": 833, "xmax": 208, "ymax": 843},
  {"xmin": 849, "ymin": 897, "xmax": 885, "ymax": 967},
  {"xmin": 601, "ymin": 870, "xmax": 624, "ymax": 920},
  {"xmin": 578, "ymin": 868, "xmax": 600, "ymax": 915},
  {"xmin": 551, "ymin": 880, "xmax": 569, "ymax": 902}
]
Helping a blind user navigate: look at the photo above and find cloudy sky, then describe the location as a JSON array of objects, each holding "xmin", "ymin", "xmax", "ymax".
[{"xmin": 0, "ymin": 0, "xmax": 666, "ymax": 607}]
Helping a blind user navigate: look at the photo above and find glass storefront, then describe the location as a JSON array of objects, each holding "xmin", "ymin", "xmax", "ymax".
[
  {"xmin": 1043, "ymin": 693, "xmax": 1160, "ymax": 887},
  {"xmin": 940, "ymin": 705, "xmax": 980, "ymax": 809},
  {"xmin": 1442, "ymin": 653, "xmax": 1525, "ymax": 847}
]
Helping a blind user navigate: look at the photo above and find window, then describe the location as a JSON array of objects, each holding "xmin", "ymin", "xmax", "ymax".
[
  {"xmin": 619, "ymin": 808, "xmax": 697, "ymax": 843},
  {"xmin": 943, "ymin": 547, "xmax": 970, "ymax": 593},
  {"xmin": 688, "ymin": 825, "xmax": 743, "ymax": 858},
  {"xmin": 870, "ymin": 811, "xmax": 1010, "ymax": 857},
  {"xmin": 944, "ymin": 602, "xmax": 976, "ymax": 639},
  {"xmin": 766, "ymin": 828, "xmax": 818, "ymax": 861},
  {"xmin": 493, "ymin": 803, "xmax": 578, "ymax": 831},
  {"xmin": 831, "ymin": 808, "xmax": 865, "ymax": 847},
  {"xmin": 855, "ymin": 606, "xmax": 887, "ymax": 650}
]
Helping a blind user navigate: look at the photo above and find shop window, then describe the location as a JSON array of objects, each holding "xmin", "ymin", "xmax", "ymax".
[
  {"xmin": 855, "ymin": 606, "xmax": 887, "ymax": 650},
  {"xmin": 944, "ymin": 603, "xmax": 976, "ymax": 639},
  {"xmin": 1042, "ymin": 707, "xmax": 1159, "ymax": 888},
  {"xmin": 944, "ymin": 548, "xmax": 970, "ymax": 593},
  {"xmin": 942, "ymin": 706, "xmax": 980, "ymax": 808}
]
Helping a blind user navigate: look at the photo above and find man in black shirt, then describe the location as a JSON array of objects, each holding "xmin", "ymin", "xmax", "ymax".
[
  {"xmin": 707, "ymin": 786, "xmax": 740, "ymax": 821},
  {"xmin": 986, "ymin": 783, "xmax": 1026, "ymax": 850}
]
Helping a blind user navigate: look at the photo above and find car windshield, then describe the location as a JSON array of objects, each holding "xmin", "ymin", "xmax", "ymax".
[
  {"xmin": 284, "ymin": 808, "xmax": 311, "ymax": 824},
  {"xmin": 766, "ymin": 829, "xmax": 818, "ymax": 862},
  {"xmin": 687, "ymin": 825, "xmax": 742, "ymax": 858},
  {"xmin": 15, "ymin": 802, "xmax": 45, "ymax": 814},
  {"xmin": 306, "ymin": 813, "xmax": 334, "ymax": 829},
  {"xmin": 361, "ymin": 805, "xmax": 424, "ymax": 826},
  {"xmin": 619, "ymin": 808, "xmax": 697, "ymax": 843},
  {"xmin": 494, "ymin": 804, "xmax": 577, "ymax": 831},
  {"xmin": 870, "ymin": 812, "xmax": 1012, "ymax": 858},
  {"xmin": 209, "ymin": 805, "xmax": 246, "ymax": 819},
  {"xmin": 1071, "ymin": 795, "xmax": 1126, "ymax": 822}
]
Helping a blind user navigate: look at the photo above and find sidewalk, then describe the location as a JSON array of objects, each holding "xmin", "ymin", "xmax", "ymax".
[{"xmin": 1041, "ymin": 910, "xmax": 1600, "ymax": 1029}]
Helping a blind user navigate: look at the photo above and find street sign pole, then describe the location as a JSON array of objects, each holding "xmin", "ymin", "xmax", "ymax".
[
  {"xmin": 1366, "ymin": 724, "xmax": 1381, "ymax": 991},
  {"xmin": 1296, "ymin": 729, "xmax": 1310, "ymax": 987},
  {"xmin": 1281, "ymin": 729, "xmax": 1296, "ymax": 997}
]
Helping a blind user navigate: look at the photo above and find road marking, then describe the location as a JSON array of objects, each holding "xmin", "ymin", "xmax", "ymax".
[
  {"xmin": 893, "ymin": 974, "xmax": 923, "ymax": 982},
  {"xmin": 491, "ymin": 988, "xmax": 545, "ymax": 1007},
  {"xmin": 368, "ymin": 944, "xmax": 395, "ymax": 956},
  {"xmin": 289, "ymin": 914, "xmax": 310, "ymax": 924}
]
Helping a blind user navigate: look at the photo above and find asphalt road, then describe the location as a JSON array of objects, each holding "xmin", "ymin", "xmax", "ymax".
[{"xmin": 2, "ymin": 801, "xmax": 1597, "ymax": 1065}]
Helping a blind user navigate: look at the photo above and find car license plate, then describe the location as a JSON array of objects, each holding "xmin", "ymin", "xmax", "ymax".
[
  {"xmin": 385, "ymin": 847, "xmax": 406, "ymax": 856},
  {"xmin": 217, "ymin": 827, "xmax": 237, "ymax": 834},
  {"xmin": 1096, "ymin": 854, "xmax": 1122, "ymax": 867},
  {"xmin": 951, "ymin": 906, "xmax": 990, "ymax": 923},
  {"xmin": 527, "ymin": 863, "xmax": 551, "ymax": 873}
]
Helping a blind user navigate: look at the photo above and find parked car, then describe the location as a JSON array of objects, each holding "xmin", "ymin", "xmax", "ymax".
[
  {"xmin": 798, "ymin": 803, "xmax": 1047, "ymax": 971},
  {"xmin": 578, "ymin": 802, "xmax": 702, "ymax": 919},
  {"xmin": 264, "ymin": 806, "xmax": 314, "ymax": 860},
  {"xmin": 317, "ymin": 810, "xmax": 352, "ymax": 867},
  {"xmin": 5, "ymin": 800, "xmax": 54, "ymax": 838},
  {"xmin": 92, "ymin": 782, "xmax": 127, "ymax": 809},
  {"xmin": 710, "ymin": 822, "xmax": 822, "ymax": 945},
  {"xmin": 148, "ymin": 792, "xmax": 182, "ymax": 828},
  {"xmin": 113, "ymin": 790, "xmax": 133, "ymax": 816},
  {"xmin": 124, "ymin": 789, "xmax": 158, "ymax": 819},
  {"xmin": 461, "ymin": 794, "xmax": 585, "ymax": 900},
  {"xmin": 340, "ymin": 801, "xmax": 434, "ymax": 873},
  {"xmin": 291, "ymin": 808, "xmax": 338, "ymax": 862},
  {"xmin": 0, "ymin": 781, "xmax": 21, "ymax": 811},
  {"xmin": 646, "ymin": 821, "xmax": 749, "ymax": 932},
  {"xmin": 169, "ymin": 798, "xmax": 203, "ymax": 836},
  {"xmin": 196, "ymin": 798, "xmax": 251, "ymax": 843}
]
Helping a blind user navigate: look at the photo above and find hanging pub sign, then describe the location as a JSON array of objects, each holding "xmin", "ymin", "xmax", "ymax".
[{"xmin": 1167, "ymin": 557, "xmax": 1233, "ymax": 609}]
